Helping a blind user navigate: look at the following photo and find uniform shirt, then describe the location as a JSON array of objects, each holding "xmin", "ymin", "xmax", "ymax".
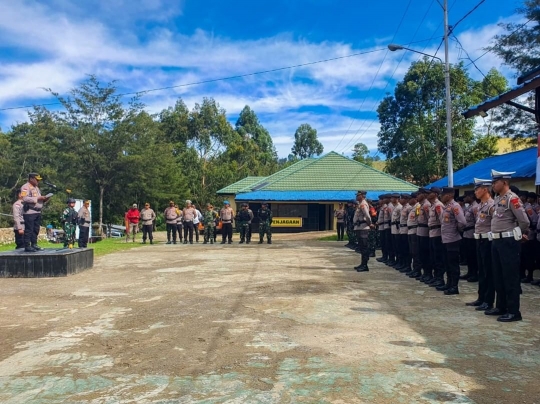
[
  {"xmin": 164, "ymin": 206, "xmax": 179, "ymax": 224},
  {"xmin": 220, "ymin": 207, "xmax": 234, "ymax": 223},
  {"xmin": 140, "ymin": 208, "xmax": 156, "ymax": 226},
  {"xmin": 428, "ymin": 199, "xmax": 444, "ymax": 237},
  {"xmin": 353, "ymin": 200, "xmax": 371, "ymax": 230},
  {"xmin": 407, "ymin": 202, "xmax": 421, "ymax": 235},
  {"xmin": 463, "ymin": 201, "xmax": 479, "ymax": 239},
  {"xmin": 386, "ymin": 202, "xmax": 394, "ymax": 231},
  {"xmin": 20, "ymin": 182, "xmax": 43, "ymax": 214},
  {"xmin": 258, "ymin": 208, "xmax": 272, "ymax": 224},
  {"xmin": 378, "ymin": 203, "xmax": 387, "ymax": 230},
  {"xmin": 491, "ymin": 190, "xmax": 530, "ymax": 233},
  {"xmin": 524, "ymin": 202, "xmax": 538, "ymax": 239},
  {"xmin": 12, "ymin": 200, "xmax": 24, "ymax": 231},
  {"xmin": 77, "ymin": 206, "xmax": 91, "ymax": 228},
  {"xmin": 417, "ymin": 199, "xmax": 431, "ymax": 237},
  {"xmin": 441, "ymin": 200, "xmax": 467, "ymax": 244},
  {"xmin": 391, "ymin": 202, "xmax": 402, "ymax": 235},
  {"xmin": 334, "ymin": 208, "xmax": 346, "ymax": 223},
  {"xmin": 399, "ymin": 203, "xmax": 411, "ymax": 235},
  {"xmin": 475, "ymin": 198, "xmax": 494, "ymax": 235},
  {"xmin": 183, "ymin": 207, "xmax": 197, "ymax": 222}
]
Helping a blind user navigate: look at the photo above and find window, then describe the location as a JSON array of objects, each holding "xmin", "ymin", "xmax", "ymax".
[{"xmin": 271, "ymin": 204, "xmax": 308, "ymax": 218}]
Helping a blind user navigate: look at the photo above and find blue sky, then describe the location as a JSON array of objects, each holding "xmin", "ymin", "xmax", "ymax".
[{"xmin": 0, "ymin": 0, "xmax": 523, "ymax": 157}]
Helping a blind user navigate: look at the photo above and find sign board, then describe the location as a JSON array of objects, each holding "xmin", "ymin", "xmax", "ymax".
[{"xmin": 271, "ymin": 217, "xmax": 302, "ymax": 227}]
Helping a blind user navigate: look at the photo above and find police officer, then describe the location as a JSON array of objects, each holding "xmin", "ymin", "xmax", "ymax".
[
  {"xmin": 62, "ymin": 198, "xmax": 78, "ymax": 248},
  {"xmin": 417, "ymin": 188, "xmax": 432, "ymax": 282},
  {"xmin": 335, "ymin": 203, "xmax": 346, "ymax": 241},
  {"xmin": 220, "ymin": 201, "xmax": 235, "ymax": 244},
  {"xmin": 183, "ymin": 200, "xmax": 197, "ymax": 244},
  {"xmin": 466, "ymin": 178, "xmax": 497, "ymax": 311},
  {"xmin": 12, "ymin": 191, "xmax": 25, "ymax": 249},
  {"xmin": 353, "ymin": 190, "xmax": 372, "ymax": 272},
  {"xmin": 385, "ymin": 194, "xmax": 396, "ymax": 264},
  {"xmin": 345, "ymin": 200, "xmax": 357, "ymax": 248},
  {"xmin": 77, "ymin": 200, "xmax": 91, "ymax": 248},
  {"xmin": 439, "ymin": 187, "xmax": 467, "ymax": 295},
  {"xmin": 257, "ymin": 202, "xmax": 273, "ymax": 244},
  {"xmin": 389, "ymin": 193, "xmax": 401, "ymax": 268},
  {"xmin": 427, "ymin": 187, "xmax": 445, "ymax": 287},
  {"xmin": 407, "ymin": 193, "xmax": 423, "ymax": 279},
  {"xmin": 461, "ymin": 190, "xmax": 479, "ymax": 282},
  {"xmin": 488, "ymin": 170, "xmax": 530, "ymax": 322},
  {"xmin": 164, "ymin": 201, "xmax": 179, "ymax": 244},
  {"xmin": 140, "ymin": 202, "xmax": 156, "ymax": 244},
  {"xmin": 376, "ymin": 195, "xmax": 388, "ymax": 262},
  {"xmin": 237, "ymin": 203, "xmax": 252, "ymax": 244},
  {"xmin": 520, "ymin": 191, "xmax": 538, "ymax": 283},
  {"xmin": 20, "ymin": 173, "xmax": 50, "ymax": 252},
  {"xmin": 398, "ymin": 194, "xmax": 412, "ymax": 273}
]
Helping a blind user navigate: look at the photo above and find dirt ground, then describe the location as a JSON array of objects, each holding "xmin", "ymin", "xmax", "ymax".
[{"xmin": 1, "ymin": 231, "xmax": 539, "ymax": 404}]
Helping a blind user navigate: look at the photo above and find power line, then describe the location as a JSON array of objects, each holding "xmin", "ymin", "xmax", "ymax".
[
  {"xmin": 0, "ymin": 48, "xmax": 387, "ymax": 112},
  {"xmin": 448, "ymin": 0, "xmax": 486, "ymax": 36}
]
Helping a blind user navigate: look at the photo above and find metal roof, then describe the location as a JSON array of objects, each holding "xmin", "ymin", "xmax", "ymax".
[
  {"xmin": 426, "ymin": 147, "xmax": 536, "ymax": 188},
  {"xmin": 234, "ymin": 190, "xmax": 402, "ymax": 202},
  {"xmin": 216, "ymin": 176, "xmax": 267, "ymax": 194}
]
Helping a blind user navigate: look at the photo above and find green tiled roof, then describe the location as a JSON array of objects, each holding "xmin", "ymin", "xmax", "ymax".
[{"xmin": 216, "ymin": 176, "xmax": 266, "ymax": 194}]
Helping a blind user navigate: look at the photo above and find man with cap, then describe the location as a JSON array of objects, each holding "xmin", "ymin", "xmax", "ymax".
[
  {"xmin": 12, "ymin": 190, "xmax": 25, "ymax": 249},
  {"xmin": 257, "ymin": 202, "xmax": 273, "ymax": 244},
  {"xmin": 334, "ymin": 203, "xmax": 346, "ymax": 242},
  {"xmin": 466, "ymin": 178, "xmax": 498, "ymax": 312},
  {"xmin": 61, "ymin": 198, "xmax": 78, "ymax": 248},
  {"xmin": 417, "ymin": 188, "xmax": 432, "ymax": 282},
  {"xmin": 489, "ymin": 170, "xmax": 530, "ymax": 322},
  {"xmin": 519, "ymin": 191, "xmax": 538, "ymax": 283},
  {"xmin": 385, "ymin": 194, "xmax": 396, "ymax": 265},
  {"xmin": 427, "ymin": 187, "xmax": 446, "ymax": 287},
  {"xmin": 345, "ymin": 201, "xmax": 357, "ymax": 248},
  {"xmin": 125, "ymin": 204, "xmax": 140, "ymax": 243},
  {"xmin": 439, "ymin": 187, "xmax": 467, "ymax": 295},
  {"xmin": 237, "ymin": 203, "xmax": 252, "ymax": 244},
  {"xmin": 389, "ymin": 193, "xmax": 402, "ymax": 267},
  {"xmin": 183, "ymin": 200, "xmax": 197, "ymax": 244},
  {"xmin": 77, "ymin": 200, "xmax": 91, "ymax": 248},
  {"xmin": 202, "ymin": 203, "xmax": 219, "ymax": 244},
  {"xmin": 20, "ymin": 173, "xmax": 51, "ymax": 252},
  {"xmin": 140, "ymin": 202, "xmax": 156, "ymax": 244},
  {"xmin": 220, "ymin": 201, "xmax": 235, "ymax": 244},
  {"xmin": 406, "ymin": 193, "xmax": 423, "ymax": 279},
  {"xmin": 376, "ymin": 194, "xmax": 389, "ymax": 262},
  {"xmin": 164, "ymin": 201, "xmax": 179, "ymax": 244},
  {"xmin": 367, "ymin": 199, "xmax": 378, "ymax": 256},
  {"xmin": 353, "ymin": 190, "xmax": 372, "ymax": 272},
  {"xmin": 397, "ymin": 194, "xmax": 412, "ymax": 273},
  {"xmin": 461, "ymin": 190, "xmax": 479, "ymax": 282}
]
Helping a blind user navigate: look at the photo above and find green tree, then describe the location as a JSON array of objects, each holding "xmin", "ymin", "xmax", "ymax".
[
  {"xmin": 235, "ymin": 105, "xmax": 277, "ymax": 167},
  {"xmin": 377, "ymin": 60, "xmax": 498, "ymax": 184},
  {"xmin": 351, "ymin": 142, "xmax": 380, "ymax": 166},
  {"xmin": 291, "ymin": 124, "xmax": 324, "ymax": 159}
]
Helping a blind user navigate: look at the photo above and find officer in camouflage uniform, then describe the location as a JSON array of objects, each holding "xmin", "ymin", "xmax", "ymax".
[
  {"xmin": 202, "ymin": 203, "xmax": 219, "ymax": 244},
  {"xmin": 61, "ymin": 198, "xmax": 78, "ymax": 248},
  {"xmin": 345, "ymin": 200, "xmax": 357, "ymax": 248},
  {"xmin": 237, "ymin": 203, "xmax": 252, "ymax": 244},
  {"xmin": 257, "ymin": 202, "xmax": 273, "ymax": 244}
]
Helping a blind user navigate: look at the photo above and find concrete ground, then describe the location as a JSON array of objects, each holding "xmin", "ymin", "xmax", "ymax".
[{"xmin": 1, "ymin": 231, "xmax": 539, "ymax": 404}]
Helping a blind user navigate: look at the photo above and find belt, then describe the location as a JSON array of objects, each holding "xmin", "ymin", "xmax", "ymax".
[
  {"xmin": 463, "ymin": 226, "xmax": 475, "ymax": 232},
  {"xmin": 222, "ymin": 220, "xmax": 232, "ymax": 223},
  {"xmin": 408, "ymin": 225, "xmax": 418, "ymax": 229},
  {"xmin": 356, "ymin": 220, "xmax": 367, "ymax": 225},
  {"xmin": 418, "ymin": 224, "xmax": 428, "ymax": 228},
  {"xmin": 474, "ymin": 233, "xmax": 490, "ymax": 239},
  {"xmin": 392, "ymin": 221, "xmax": 400, "ymax": 225},
  {"xmin": 491, "ymin": 231, "xmax": 513, "ymax": 239},
  {"xmin": 399, "ymin": 224, "xmax": 407, "ymax": 228},
  {"xmin": 84, "ymin": 220, "xmax": 90, "ymax": 223},
  {"xmin": 384, "ymin": 221, "xmax": 391, "ymax": 224},
  {"xmin": 20, "ymin": 221, "xmax": 25, "ymax": 224},
  {"xmin": 429, "ymin": 225, "xmax": 441, "ymax": 230}
]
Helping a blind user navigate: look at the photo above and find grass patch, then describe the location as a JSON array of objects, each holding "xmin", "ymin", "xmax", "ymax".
[
  {"xmin": 0, "ymin": 237, "xmax": 152, "ymax": 257},
  {"xmin": 318, "ymin": 234, "xmax": 350, "ymax": 241}
]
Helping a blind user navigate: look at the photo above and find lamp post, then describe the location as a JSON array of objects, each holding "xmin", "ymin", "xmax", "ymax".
[{"xmin": 387, "ymin": 2, "xmax": 453, "ymax": 187}]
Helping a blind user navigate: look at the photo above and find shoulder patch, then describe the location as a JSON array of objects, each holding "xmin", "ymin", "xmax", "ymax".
[
  {"xmin": 20, "ymin": 191, "xmax": 27, "ymax": 197},
  {"xmin": 435, "ymin": 205, "xmax": 442, "ymax": 214},
  {"xmin": 510, "ymin": 197, "xmax": 521, "ymax": 209},
  {"xmin": 453, "ymin": 206, "xmax": 460, "ymax": 216}
]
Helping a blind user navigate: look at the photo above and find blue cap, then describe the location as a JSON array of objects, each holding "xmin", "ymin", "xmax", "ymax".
[{"xmin": 223, "ymin": 200, "xmax": 230, "ymax": 205}]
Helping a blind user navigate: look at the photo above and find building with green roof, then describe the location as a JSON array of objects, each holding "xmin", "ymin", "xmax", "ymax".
[{"xmin": 216, "ymin": 151, "xmax": 417, "ymax": 232}]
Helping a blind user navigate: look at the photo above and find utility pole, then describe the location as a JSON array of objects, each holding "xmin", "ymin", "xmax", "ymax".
[{"xmin": 443, "ymin": 0, "xmax": 453, "ymax": 187}]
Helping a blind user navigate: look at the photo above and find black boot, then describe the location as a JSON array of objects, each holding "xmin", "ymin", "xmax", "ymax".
[
  {"xmin": 25, "ymin": 243, "xmax": 36, "ymax": 253},
  {"xmin": 258, "ymin": 238, "xmax": 264, "ymax": 244},
  {"xmin": 357, "ymin": 257, "xmax": 369, "ymax": 272}
]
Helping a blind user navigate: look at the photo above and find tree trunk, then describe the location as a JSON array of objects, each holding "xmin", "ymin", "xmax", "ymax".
[{"xmin": 99, "ymin": 185, "xmax": 104, "ymax": 238}]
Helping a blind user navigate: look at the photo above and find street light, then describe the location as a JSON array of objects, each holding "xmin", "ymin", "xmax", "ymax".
[{"xmin": 387, "ymin": 2, "xmax": 453, "ymax": 187}]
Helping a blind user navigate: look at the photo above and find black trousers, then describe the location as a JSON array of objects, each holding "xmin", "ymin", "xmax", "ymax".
[
  {"xmin": 336, "ymin": 222, "xmax": 345, "ymax": 240},
  {"xmin": 520, "ymin": 238, "xmax": 536, "ymax": 280},
  {"xmin": 222, "ymin": 222, "xmax": 233, "ymax": 242},
  {"xmin": 418, "ymin": 236, "xmax": 431, "ymax": 277},
  {"xmin": 391, "ymin": 233, "xmax": 400, "ymax": 262},
  {"xmin": 492, "ymin": 237, "xmax": 521, "ymax": 314},
  {"xmin": 443, "ymin": 240, "xmax": 461, "ymax": 288},
  {"xmin": 408, "ymin": 234, "xmax": 422, "ymax": 272},
  {"xmin": 23, "ymin": 213, "xmax": 41, "ymax": 245},
  {"xmin": 430, "ymin": 236, "xmax": 445, "ymax": 279},
  {"xmin": 78, "ymin": 226, "xmax": 90, "ymax": 248},
  {"xmin": 142, "ymin": 224, "xmax": 153, "ymax": 242},
  {"xmin": 355, "ymin": 230, "xmax": 370, "ymax": 262},
  {"xmin": 166, "ymin": 223, "xmax": 177, "ymax": 242},
  {"xmin": 399, "ymin": 233, "xmax": 410, "ymax": 266},
  {"xmin": 386, "ymin": 229, "xmax": 395, "ymax": 261},
  {"xmin": 463, "ymin": 237, "xmax": 478, "ymax": 278},
  {"xmin": 14, "ymin": 229, "xmax": 24, "ymax": 249},
  {"xmin": 476, "ymin": 239, "xmax": 496, "ymax": 306},
  {"xmin": 183, "ymin": 221, "xmax": 194, "ymax": 242},
  {"xmin": 175, "ymin": 223, "xmax": 183, "ymax": 241},
  {"xmin": 379, "ymin": 230, "xmax": 387, "ymax": 258},
  {"xmin": 193, "ymin": 223, "xmax": 200, "ymax": 242}
]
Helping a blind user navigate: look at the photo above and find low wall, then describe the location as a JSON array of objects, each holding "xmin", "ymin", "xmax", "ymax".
[{"xmin": 0, "ymin": 227, "xmax": 47, "ymax": 245}]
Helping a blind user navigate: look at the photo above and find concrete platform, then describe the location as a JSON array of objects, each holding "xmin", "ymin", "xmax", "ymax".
[{"xmin": 0, "ymin": 247, "xmax": 93, "ymax": 277}]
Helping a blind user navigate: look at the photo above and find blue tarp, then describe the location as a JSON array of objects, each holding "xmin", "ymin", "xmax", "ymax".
[
  {"xmin": 234, "ymin": 190, "xmax": 403, "ymax": 202},
  {"xmin": 426, "ymin": 147, "xmax": 536, "ymax": 188}
]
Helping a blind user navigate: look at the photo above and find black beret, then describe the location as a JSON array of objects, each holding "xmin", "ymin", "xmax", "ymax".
[
  {"xmin": 441, "ymin": 187, "xmax": 455, "ymax": 195},
  {"xmin": 430, "ymin": 187, "xmax": 442, "ymax": 194}
]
